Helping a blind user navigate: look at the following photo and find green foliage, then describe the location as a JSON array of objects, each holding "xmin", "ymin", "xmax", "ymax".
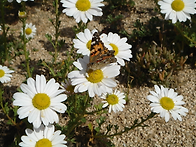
[
  {"xmin": 45, "ymin": 0, "xmax": 62, "ymax": 62},
  {"xmin": 72, "ymin": 21, "xmax": 87, "ymax": 34},
  {"xmin": 95, "ymin": 116, "xmax": 105, "ymax": 133},
  {"xmin": 64, "ymin": 93, "xmax": 92, "ymax": 138},
  {"xmin": 41, "ymin": 46, "xmax": 76, "ymax": 82},
  {"xmin": 130, "ymin": 19, "xmax": 151, "ymax": 38},
  {"xmin": 176, "ymin": 20, "xmax": 196, "ymax": 47},
  {"xmin": 94, "ymin": 103, "xmax": 107, "ymax": 115},
  {"xmin": 102, "ymin": 0, "xmax": 135, "ymax": 32},
  {"xmin": 121, "ymin": 17, "xmax": 170, "ymax": 41},
  {"xmin": 120, "ymin": 16, "xmax": 196, "ymax": 87},
  {"xmin": 103, "ymin": 14, "xmax": 123, "ymax": 31},
  {"xmin": 128, "ymin": 45, "xmax": 188, "ymax": 86},
  {"xmin": 0, "ymin": 37, "xmax": 6, "ymax": 64}
]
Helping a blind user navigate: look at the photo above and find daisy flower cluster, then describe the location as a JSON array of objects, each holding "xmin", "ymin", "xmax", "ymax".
[
  {"xmin": 67, "ymin": 28, "xmax": 132, "ymax": 113},
  {"xmin": 59, "ymin": 0, "xmax": 132, "ymax": 113},
  {"xmin": 16, "ymin": 7, "xmax": 37, "ymax": 40},
  {"xmin": 13, "ymin": 75, "xmax": 68, "ymax": 146}
]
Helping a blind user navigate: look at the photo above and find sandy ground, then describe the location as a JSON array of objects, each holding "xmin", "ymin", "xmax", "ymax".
[{"xmin": 1, "ymin": 0, "xmax": 196, "ymax": 146}]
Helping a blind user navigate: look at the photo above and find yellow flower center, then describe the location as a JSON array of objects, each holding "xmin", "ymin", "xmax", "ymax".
[
  {"xmin": 75, "ymin": 0, "xmax": 91, "ymax": 11},
  {"xmin": 86, "ymin": 40, "xmax": 92, "ymax": 50},
  {"xmin": 35, "ymin": 138, "xmax": 52, "ymax": 147},
  {"xmin": 109, "ymin": 43, "xmax": 118, "ymax": 55},
  {"xmin": 32, "ymin": 93, "xmax": 50, "ymax": 110},
  {"xmin": 18, "ymin": 11, "xmax": 27, "ymax": 18},
  {"xmin": 87, "ymin": 69, "xmax": 103, "ymax": 83},
  {"xmin": 160, "ymin": 97, "xmax": 174, "ymax": 110},
  {"xmin": 25, "ymin": 28, "xmax": 32, "ymax": 35},
  {"xmin": 171, "ymin": 0, "xmax": 185, "ymax": 12},
  {"xmin": 106, "ymin": 94, "xmax": 119, "ymax": 105},
  {"xmin": 0, "ymin": 69, "xmax": 5, "ymax": 78}
]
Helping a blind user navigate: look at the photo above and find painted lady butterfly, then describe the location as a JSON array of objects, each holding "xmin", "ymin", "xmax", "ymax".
[{"xmin": 87, "ymin": 32, "xmax": 117, "ymax": 70}]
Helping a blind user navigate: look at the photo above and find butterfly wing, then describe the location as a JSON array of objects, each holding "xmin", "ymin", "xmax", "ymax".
[{"xmin": 87, "ymin": 32, "xmax": 117, "ymax": 70}]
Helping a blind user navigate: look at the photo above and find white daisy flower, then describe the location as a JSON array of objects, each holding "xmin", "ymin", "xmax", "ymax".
[
  {"xmin": 0, "ymin": 65, "xmax": 14, "ymax": 83},
  {"xmin": 100, "ymin": 32, "xmax": 132, "ymax": 66},
  {"xmin": 158, "ymin": 0, "xmax": 196, "ymax": 23},
  {"xmin": 101, "ymin": 90, "xmax": 126, "ymax": 113},
  {"xmin": 19, "ymin": 124, "xmax": 67, "ymax": 147},
  {"xmin": 21, "ymin": 23, "xmax": 36, "ymax": 39},
  {"xmin": 73, "ymin": 29, "xmax": 94, "ymax": 55},
  {"xmin": 13, "ymin": 75, "xmax": 67, "ymax": 128},
  {"xmin": 61, "ymin": 79, "xmax": 75, "ymax": 95},
  {"xmin": 61, "ymin": 0, "xmax": 104, "ymax": 23},
  {"xmin": 8, "ymin": 0, "xmax": 34, "ymax": 3},
  {"xmin": 147, "ymin": 85, "xmax": 188, "ymax": 122},
  {"xmin": 68, "ymin": 56, "xmax": 120, "ymax": 97}
]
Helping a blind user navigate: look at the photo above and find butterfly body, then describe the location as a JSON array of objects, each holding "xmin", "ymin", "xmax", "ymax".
[{"xmin": 87, "ymin": 32, "xmax": 117, "ymax": 71}]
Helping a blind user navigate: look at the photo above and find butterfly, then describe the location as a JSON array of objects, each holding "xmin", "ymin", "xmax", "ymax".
[{"xmin": 87, "ymin": 32, "xmax": 117, "ymax": 71}]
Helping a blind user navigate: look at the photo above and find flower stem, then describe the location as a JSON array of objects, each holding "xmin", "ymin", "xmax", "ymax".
[
  {"xmin": 54, "ymin": 0, "xmax": 60, "ymax": 62},
  {"xmin": 0, "ymin": 0, "xmax": 8, "ymax": 62},
  {"xmin": 175, "ymin": 23, "xmax": 196, "ymax": 46},
  {"xmin": 41, "ymin": 61, "xmax": 56, "ymax": 77},
  {"xmin": 66, "ymin": 95, "xmax": 91, "ymax": 137},
  {"xmin": 21, "ymin": 2, "xmax": 31, "ymax": 77},
  {"xmin": 0, "ymin": 85, "xmax": 16, "ymax": 126},
  {"xmin": 22, "ymin": 20, "xmax": 31, "ymax": 77},
  {"xmin": 95, "ymin": 112, "xmax": 156, "ymax": 138}
]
